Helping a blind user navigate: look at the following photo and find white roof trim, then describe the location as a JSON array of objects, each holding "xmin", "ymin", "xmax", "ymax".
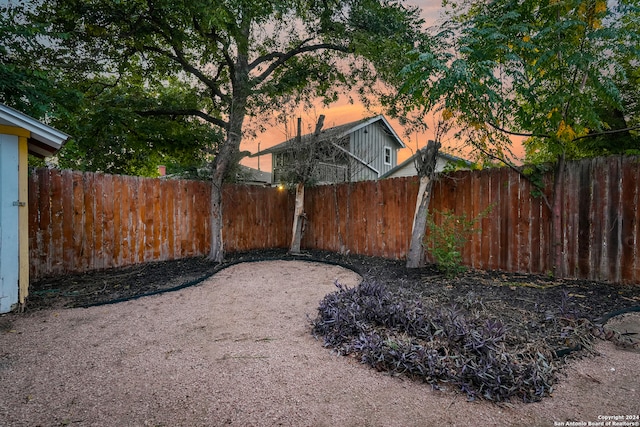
[
  {"xmin": 338, "ymin": 115, "xmax": 406, "ymax": 149},
  {"xmin": 0, "ymin": 103, "xmax": 69, "ymax": 154}
]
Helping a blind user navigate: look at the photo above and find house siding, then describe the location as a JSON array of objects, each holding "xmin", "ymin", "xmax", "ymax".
[{"xmin": 349, "ymin": 122, "xmax": 398, "ymax": 181}]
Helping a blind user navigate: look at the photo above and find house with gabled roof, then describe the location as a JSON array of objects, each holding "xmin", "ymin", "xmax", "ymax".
[
  {"xmin": 252, "ymin": 115, "xmax": 406, "ymax": 184},
  {"xmin": 380, "ymin": 149, "xmax": 473, "ymax": 179}
]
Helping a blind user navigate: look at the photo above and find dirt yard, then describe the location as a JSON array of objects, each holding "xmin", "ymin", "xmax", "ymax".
[{"xmin": 1, "ymin": 251, "xmax": 639, "ymax": 426}]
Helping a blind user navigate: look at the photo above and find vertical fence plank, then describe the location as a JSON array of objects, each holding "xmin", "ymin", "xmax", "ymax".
[
  {"xmin": 93, "ymin": 173, "xmax": 105, "ymax": 271},
  {"xmin": 157, "ymin": 180, "xmax": 167, "ymax": 260},
  {"xmin": 48, "ymin": 170, "xmax": 63, "ymax": 275},
  {"xmin": 60, "ymin": 171, "xmax": 74, "ymax": 273},
  {"xmin": 381, "ymin": 178, "xmax": 398, "ymax": 258},
  {"xmin": 27, "ymin": 171, "xmax": 40, "ymax": 278},
  {"xmin": 36, "ymin": 169, "xmax": 52, "ymax": 274},
  {"xmin": 457, "ymin": 171, "xmax": 473, "ymax": 266},
  {"xmin": 576, "ymin": 160, "xmax": 592, "ymax": 278},
  {"xmin": 103, "ymin": 174, "xmax": 115, "ymax": 269},
  {"xmin": 120, "ymin": 175, "xmax": 132, "ymax": 266},
  {"xmin": 607, "ymin": 157, "xmax": 622, "ymax": 282},
  {"xmin": 113, "ymin": 175, "xmax": 124, "ymax": 266},
  {"xmin": 591, "ymin": 158, "xmax": 605, "ymax": 280},
  {"xmin": 71, "ymin": 172, "xmax": 83, "ymax": 273},
  {"xmin": 111, "ymin": 174, "xmax": 122, "ymax": 267},
  {"xmin": 621, "ymin": 157, "xmax": 639, "ymax": 283},
  {"xmin": 357, "ymin": 181, "xmax": 369, "ymax": 255},
  {"xmin": 83, "ymin": 172, "xmax": 96, "ymax": 272},
  {"xmin": 487, "ymin": 170, "xmax": 500, "ymax": 270},
  {"xmin": 563, "ymin": 162, "xmax": 577, "ymax": 278},
  {"xmin": 165, "ymin": 180, "xmax": 175, "ymax": 260},
  {"xmin": 198, "ymin": 180, "xmax": 210, "ymax": 255},
  {"xmin": 517, "ymin": 174, "xmax": 531, "ymax": 273},
  {"xmin": 335, "ymin": 183, "xmax": 348, "ymax": 254},
  {"xmin": 590, "ymin": 158, "xmax": 606, "ymax": 280},
  {"xmin": 132, "ymin": 176, "xmax": 144, "ymax": 264},
  {"xmin": 506, "ymin": 170, "xmax": 519, "ymax": 272},
  {"xmin": 400, "ymin": 177, "xmax": 412, "ymax": 259},
  {"xmin": 475, "ymin": 170, "xmax": 490, "ymax": 270},
  {"xmin": 143, "ymin": 178, "xmax": 153, "ymax": 260},
  {"xmin": 469, "ymin": 170, "xmax": 481, "ymax": 269},
  {"xmin": 175, "ymin": 180, "xmax": 185, "ymax": 256},
  {"xmin": 634, "ymin": 158, "xmax": 640, "ymax": 282},
  {"xmin": 303, "ymin": 186, "xmax": 317, "ymax": 250},
  {"xmin": 498, "ymin": 169, "xmax": 512, "ymax": 270}
]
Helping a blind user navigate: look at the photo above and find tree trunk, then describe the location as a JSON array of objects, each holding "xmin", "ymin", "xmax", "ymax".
[
  {"xmin": 290, "ymin": 183, "xmax": 305, "ymax": 254},
  {"xmin": 288, "ymin": 115, "xmax": 325, "ymax": 254},
  {"xmin": 406, "ymin": 140, "xmax": 440, "ymax": 268},
  {"xmin": 209, "ymin": 125, "xmax": 244, "ymax": 262},
  {"xmin": 551, "ymin": 153, "xmax": 566, "ymax": 277},
  {"xmin": 209, "ymin": 175, "xmax": 224, "ymax": 262},
  {"xmin": 208, "ymin": 54, "xmax": 249, "ymax": 262}
]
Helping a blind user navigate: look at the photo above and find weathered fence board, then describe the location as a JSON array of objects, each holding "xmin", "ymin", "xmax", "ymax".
[{"xmin": 28, "ymin": 156, "xmax": 640, "ymax": 284}]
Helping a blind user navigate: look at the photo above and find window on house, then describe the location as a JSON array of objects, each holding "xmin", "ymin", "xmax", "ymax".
[{"xmin": 384, "ymin": 146, "xmax": 392, "ymax": 165}]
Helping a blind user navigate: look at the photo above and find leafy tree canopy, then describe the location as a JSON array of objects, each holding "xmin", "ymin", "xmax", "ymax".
[
  {"xmin": 3, "ymin": 0, "xmax": 429, "ymax": 176},
  {"xmin": 399, "ymin": 0, "xmax": 640, "ymax": 164}
]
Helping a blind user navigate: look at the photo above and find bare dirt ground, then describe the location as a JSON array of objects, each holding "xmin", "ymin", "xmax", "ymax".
[{"xmin": 1, "ymin": 251, "xmax": 639, "ymax": 426}]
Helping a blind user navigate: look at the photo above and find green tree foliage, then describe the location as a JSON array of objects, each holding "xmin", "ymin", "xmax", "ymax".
[
  {"xmin": 6, "ymin": 0, "xmax": 428, "ymax": 260},
  {"xmin": 1, "ymin": 2, "xmax": 215, "ymax": 176},
  {"xmin": 0, "ymin": 3, "xmax": 78, "ymax": 122},
  {"xmin": 401, "ymin": 0, "xmax": 640, "ymax": 163},
  {"xmin": 55, "ymin": 75, "xmax": 221, "ymax": 176}
]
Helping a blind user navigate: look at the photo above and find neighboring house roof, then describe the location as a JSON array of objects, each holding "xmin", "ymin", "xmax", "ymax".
[
  {"xmin": 237, "ymin": 165, "xmax": 272, "ymax": 185},
  {"xmin": 0, "ymin": 103, "xmax": 69, "ymax": 157},
  {"xmin": 252, "ymin": 115, "xmax": 405, "ymax": 157},
  {"xmin": 380, "ymin": 150, "xmax": 473, "ymax": 179}
]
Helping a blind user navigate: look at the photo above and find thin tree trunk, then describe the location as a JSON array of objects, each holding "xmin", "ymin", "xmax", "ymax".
[
  {"xmin": 289, "ymin": 115, "xmax": 325, "ymax": 254},
  {"xmin": 290, "ymin": 183, "xmax": 305, "ymax": 253},
  {"xmin": 551, "ymin": 153, "xmax": 566, "ymax": 277},
  {"xmin": 406, "ymin": 140, "xmax": 440, "ymax": 268}
]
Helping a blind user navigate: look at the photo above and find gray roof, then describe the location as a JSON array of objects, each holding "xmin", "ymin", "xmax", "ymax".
[
  {"xmin": 251, "ymin": 115, "xmax": 405, "ymax": 157},
  {"xmin": 0, "ymin": 103, "xmax": 70, "ymax": 157},
  {"xmin": 237, "ymin": 165, "xmax": 271, "ymax": 184}
]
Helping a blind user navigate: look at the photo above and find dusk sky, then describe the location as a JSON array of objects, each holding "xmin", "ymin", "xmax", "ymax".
[{"xmin": 241, "ymin": 0, "xmax": 450, "ymax": 172}]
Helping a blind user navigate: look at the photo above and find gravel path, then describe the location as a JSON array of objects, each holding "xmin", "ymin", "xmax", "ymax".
[{"xmin": 1, "ymin": 261, "xmax": 638, "ymax": 426}]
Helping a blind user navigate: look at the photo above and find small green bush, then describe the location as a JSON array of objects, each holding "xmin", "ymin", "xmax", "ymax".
[{"xmin": 425, "ymin": 207, "xmax": 491, "ymax": 277}]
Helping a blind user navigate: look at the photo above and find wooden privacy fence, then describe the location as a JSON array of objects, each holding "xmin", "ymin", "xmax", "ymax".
[
  {"xmin": 28, "ymin": 155, "xmax": 640, "ymax": 283},
  {"xmin": 28, "ymin": 169, "xmax": 296, "ymax": 279},
  {"xmin": 28, "ymin": 169, "xmax": 211, "ymax": 278},
  {"xmin": 302, "ymin": 156, "xmax": 640, "ymax": 283}
]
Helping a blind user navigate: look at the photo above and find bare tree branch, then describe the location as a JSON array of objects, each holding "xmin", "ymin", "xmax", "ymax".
[
  {"xmin": 572, "ymin": 124, "xmax": 640, "ymax": 141},
  {"xmin": 251, "ymin": 42, "xmax": 351, "ymax": 85},
  {"xmin": 485, "ymin": 120, "xmax": 551, "ymax": 139},
  {"xmin": 249, "ymin": 37, "xmax": 314, "ymax": 69},
  {"xmin": 468, "ymin": 106, "xmax": 551, "ymax": 139},
  {"xmin": 137, "ymin": 108, "xmax": 227, "ymax": 128},
  {"xmin": 142, "ymin": 44, "xmax": 229, "ymax": 103}
]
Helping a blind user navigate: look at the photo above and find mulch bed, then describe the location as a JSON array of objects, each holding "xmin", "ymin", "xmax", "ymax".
[{"xmin": 25, "ymin": 249, "xmax": 640, "ymax": 356}]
